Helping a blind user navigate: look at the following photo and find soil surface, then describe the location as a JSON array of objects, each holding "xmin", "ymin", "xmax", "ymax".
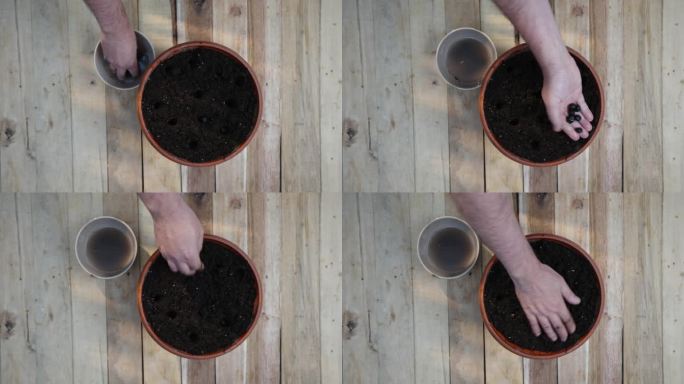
[
  {"xmin": 446, "ymin": 38, "xmax": 491, "ymax": 88},
  {"xmin": 428, "ymin": 228, "xmax": 475, "ymax": 273},
  {"xmin": 141, "ymin": 47, "xmax": 259, "ymax": 163},
  {"xmin": 87, "ymin": 228, "xmax": 131, "ymax": 272},
  {"xmin": 483, "ymin": 239, "xmax": 601, "ymax": 352},
  {"xmin": 141, "ymin": 240, "xmax": 258, "ymax": 355},
  {"xmin": 483, "ymin": 49, "xmax": 601, "ymax": 163}
]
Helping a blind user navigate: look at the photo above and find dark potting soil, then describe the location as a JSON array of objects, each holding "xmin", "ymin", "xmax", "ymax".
[
  {"xmin": 428, "ymin": 228, "xmax": 475, "ymax": 273},
  {"xmin": 446, "ymin": 38, "xmax": 491, "ymax": 88},
  {"xmin": 141, "ymin": 240, "xmax": 258, "ymax": 355},
  {"xmin": 87, "ymin": 228, "xmax": 131, "ymax": 272},
  {"xmin": 483, "ymin": 239, "xmax": 601, "ymax": 352},
  {"xmin": 141, "ymin": 47, "xmax": 259, "ymax": 163},
  {"xmin": 483, "ymin": 49, "xmax": 601, "ymax": 163}
]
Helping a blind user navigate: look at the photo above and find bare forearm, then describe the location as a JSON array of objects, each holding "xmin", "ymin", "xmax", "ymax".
[
  {"xmin": 453, "ymin": 193, "xmax": 540, "ymax": 280},
  {"xmin": 493, "ymin": 0, "xmax": 569, "ymax": 76},
  {"xmin": 83, "ymin": 0, "xmax": 130, "ymax": 35},
  {"xmin": 139, "ymin": 193, "xmax": 186, "ymax": 220}
]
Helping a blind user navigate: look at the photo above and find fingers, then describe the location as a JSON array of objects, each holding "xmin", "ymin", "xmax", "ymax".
[
  {"xmin": 537, "ymin": 315, "xmax": 558, "ymax": 342},
  {"xmin": 186, "ymin": 253, "xmax": 203, "ymax": 271},
  {"xmin": 524, "ymin": 310, "xmax": 542, "ymax": 337},
  {"xmin": 178, "ymin": 262, "xmax": 195, "ymax": 276},
  {"xmin": 561, "ymin": 123, "xmax": 581, "ymax": 141},
  {"xmin": 115, "ymin": 66, "xmax": 126, "ymax": 80},
  {"xmin": 549, "ymin": 314, "xmax": 568, "ymax": 342},
  {"xmin": 578, "ymin": 96, "xmax": 594, "ymax": 122},
  {"xmin": 559, "ymin": 306, "xmax": 577, "ymax": 334},
  {"xmin": 562, "ymin": 285, "xmax": 582, "ymax": 305},
  {"xmin": 167, "ymin": 259, "xmax": 179, "ymax": 273},
  {"xmin": 127, "ymin": 62, "xmax": 139, "ymax": 78}
]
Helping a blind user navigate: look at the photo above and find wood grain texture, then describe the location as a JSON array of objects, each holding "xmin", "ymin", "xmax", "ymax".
[
  {"xmin": 140, "ymin": 0, "xmax": 182, "ymax": 192},
  {"xmin": 623, "ymin": 0, "xmax": 663, "ymax": 192},
  {"xmin": 67, "ymin": 194, "xmax": 108, "ymax": 384},
  {"xmin": 445, "ymin": 194, "xmax": 485, "ymax": 384},
  {"xmin": 104, "ymin": 194, "xmax": 143, "ymax": 384},
  {"xmin": 410, "ymin": 0, "xmax": 450, "ymax": 192},
  {"xmin": 409, "ymin": 194, "xmax": 449, "ymax": 383},
  {"xmin": 663, "ymin": 1, "xmax": 684, "ymax": 192},
  {"xmin": 68, "ymin": 0, "xmax": 108, "ymax": 192},
  {"xmin": 281, "ymin": 0, "xmax": 322, "ymax": 192},
  {"xmin": 480, "ymin": 0, "xmax": 523, "ymax": 192},
  {"xmin": 518, "ymin": 193, "xmax": 558, "ymax": 384},
  {"xmin": 662, "ymin": 193, "xmax": 683, "ymax": 384},
  {"xmin": 446, "ymin": 0, "xmax": 485, "ymax": 192},
  {"xmin": 623, "ymin": 193, "xmax": 663, "ymax": 383}
]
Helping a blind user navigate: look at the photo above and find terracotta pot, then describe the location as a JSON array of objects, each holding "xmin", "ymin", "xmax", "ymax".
[
  {"xmin": 136, "ymin": 41, "xmax": 263, "ymax": 167},
  {"xmin": 478, "ymin": 44, "xmax": 605, "ymax": 167},
  {"xmin": 478, "ymin": 233, "xmax": 604, "ymax": 359},
  {"xmin": 136, "ymin": 234, "xmax": 262, "ymax": 360}
]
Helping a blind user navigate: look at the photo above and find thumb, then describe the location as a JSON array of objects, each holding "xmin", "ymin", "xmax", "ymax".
[{"xmin": 562, "ymin": 285, "xmax": 581, "ymax": 305}]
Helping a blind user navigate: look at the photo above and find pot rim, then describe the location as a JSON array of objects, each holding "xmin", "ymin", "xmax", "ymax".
[
  {"xmin": 478, "ymin": 233, "xmax": 605, "ymax": 359},
  {"xmin": 136, "ymin": 41, "xmax": 264, "ymax": 167},
  {"xmin": 136, "ymin": 234, "xmax": 263, "ymax": 360},
  {"xmin": 478, "ymin": 43, "xmax": 606, "ymax": 167}
]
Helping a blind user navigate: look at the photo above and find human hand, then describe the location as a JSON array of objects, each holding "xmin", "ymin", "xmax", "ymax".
[
  {"xmin": 152, "ymin": 200, "xmax": 204, "ymax": 276},
  {"xmin": 101, "ymin": 26, "xmax": 139, "ymax": 80},
  {"xmin": 513, "ymin": 261, "xmax": 581, "ymax": 342},
  {"xmin": 541, "ymin": 54, "xmax": 594, "ymax": 141}
]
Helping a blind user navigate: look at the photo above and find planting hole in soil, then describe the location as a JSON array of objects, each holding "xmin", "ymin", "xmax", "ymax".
[
  {"xmin": 483, "ymin": 49, "xmax": 601, "ymax": 163},
  {"xmin": 86, "ymin": 227, "xmax": 132, "ymax": 273},
  {"xmin": 483, "ymin": 239, "xmax": 601, "ymax": 352},
  {"xmin": 141, "ymin": 240, "xmax": 258, "ymax": 356},
  {"xmin": 446, "ymin": 38, "xmax": 492, "ymax": 89},
  {"xmin": 428, "ymin": 227, "xmax": 477, "ymax": 275},
  {"xmin": 141, "ymin": 47, "xmax": 259, "ymax": 164}
]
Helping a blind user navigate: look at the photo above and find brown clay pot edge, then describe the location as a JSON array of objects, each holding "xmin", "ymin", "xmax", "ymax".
[
  {"xmin": 136, "ymin": 41, "xmax": 264, "ymax": 167},
  {"xmin": 478, "ymin": 43, "xmax": 606, "ymax": 167},
  {"xmin": 136, "ymin": 234, "xmax": 263, "ymax": 360},
  {"xmin": 478, "ymin": 233, "xmax": 605, "ymax": 360}
]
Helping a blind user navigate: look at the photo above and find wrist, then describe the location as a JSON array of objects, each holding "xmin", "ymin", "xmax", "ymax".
[
  {"xmin": 100, "ymin": 11, "xmax": 131, "ymax": 37},
  {"xmin": 141, "ymin": 194, "xmax": 184, "ymax": 220},
  {"xmin": 541, "ymin": 51, "xmax": 574, "ymax": 78},
  {"xmin": 501, "ymin": 245, "xmax": 542, "ymax": 283}
]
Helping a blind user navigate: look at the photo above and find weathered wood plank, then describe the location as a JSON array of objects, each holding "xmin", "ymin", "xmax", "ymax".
[
  {"xmin": 623, "ymin": 0, "xmax": 663, "ymax": 192},
  {"xmin": 623, "ymin": 193, "xmax": 663, "ymax": 383},
  {"xmin": 556, "ymin": 1, "xmax": 591, "ymax": 192},
  {"xmin": 320, "ymin": 193, "xmax": 343, "ymax": 383},
  {"xmin": 0, "ymin": 0, "xmax": 33, "ymax": 191},
  {"xmin": 480, "ymin": 0, "xmax": 523, "ymax": 192},
  {"xmin": 68, "ymin": 0, "xmax": 108, "ymax": 192},
  {"xmin": 246, "ymin": 193, "xmax": 282, "ymax": 383},
  {"xmin": 518, "ymin": 193, "xmax": 557, "ymax": 384},
  {"xmin": 663, "ymin": 1, "xmax": 684, "ymax": 192},
  {"xmin": 104, "ymin": 194, "xmax": 143, "ymax": 384},
  {"xmin": 18, "ymin": 194, "xmax": 74, "ymax": 383},
  {"xmin": 67, "ymin": 194, "xmax": 108, "ymax": 384},
  {"xmin": 281, "ymin": 193, "xmax": 321, "ymax": 382},
  {"xmin": 663, "ymin": 193, "xmax": 683, "ymax": 383},
  {"xmin": 409, "ymin": 194, "xmax": 449, "ymax": 383},
  {"xmin": 140, "ymin": 0, "xmax": 182, "ymax": 192},
  {"xmin": 107, "ymin": 0, "xmax": 142, "ymax": 192},
  {"xmin": 342, "ymin": 0, "xmax": 379, "ymax": 192},
  {"xmin": 281, "ymin": 0, "xmax": 322, "ymax": 192},
  {"xmin": 445, "ymin": 0, "xmax": 485, "ymax": 192},
  {"xmin": 138, "ymin": 198, "xmax": 182, "ymax": 384},
  {"xmin": 589, "ymin": 0, "xmax": 623, "ymax": 192},
  {"xmin": 342, "ymin": 193, "xmax": 379, "ymax": 382},
  {"xmin": 178, "ymin": 0, "xmax": 216, "ymax": 192},
  {"xmin": 245, "ymin": 0, "xmax": 282, "ymax": 192},
  {"xmin": 588, "ymin": 193, "xmax": 623, "ymax": 384},
  {"xmin": 214, "ymin": 193, "xmax": 248, "ymax": 383},
  {"xmin": 214, "ymin": 0, "xmax": 249, "ymax": 192},
  {"xmin": 555, "ymin": 194, "xmax": 590, "ymax": 384},
  {"xmin": 444, "ymin": 194, "xmax": 484, "ymax": 384},
  {"xmin": 319, "ymin": 0, "xmax": 343, "ymax": 192},
  {"xmin": 410, "ymin": 0, "xmax": 449, "ymax": 192},
  {"xmin": 0, "ymin": 194, "xmax": 37, "ymax": 383}
]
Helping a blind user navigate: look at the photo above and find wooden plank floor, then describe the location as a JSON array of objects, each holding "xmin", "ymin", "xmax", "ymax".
[
  {"xmin": 0, "ymin": 0, "xmax": 341, "ymax": 193},
  {"xmin": 342, "ymin": 193, "xmax": 684, "ymax": 383},
  {"xmin": 0, "ymin": 193, "xmax": 342, "ymax": 383},
  {"xmin": 343, "ymin": 0, "xmax": 683, "ymax": 193}
]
